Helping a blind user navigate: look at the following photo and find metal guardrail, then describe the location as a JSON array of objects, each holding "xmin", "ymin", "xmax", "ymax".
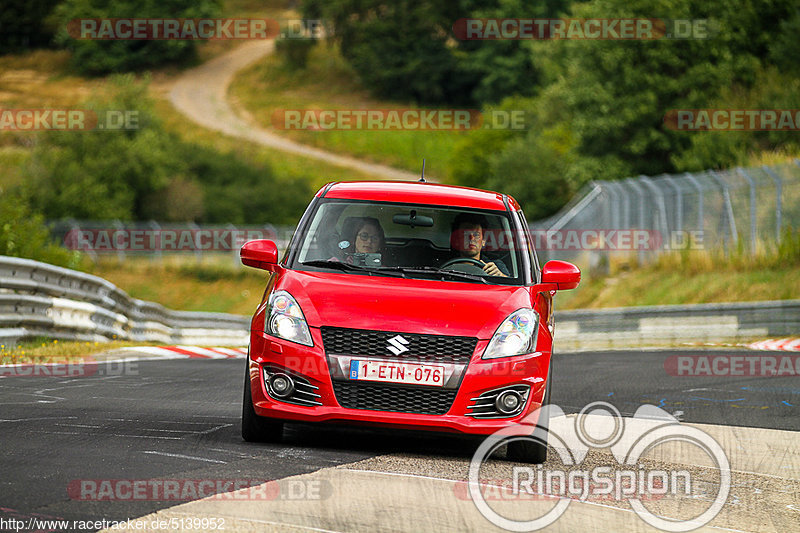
[
  {"xmin": 554, "ymin": 300, "xmax": 800, "ymax": 351},
  {"xmin": 2, "ymin": 256, "xmax": 795, "ymax": 351},
  {"xmin": 0, "ymin": 256, "xmax": 249, "ymax": 347}
]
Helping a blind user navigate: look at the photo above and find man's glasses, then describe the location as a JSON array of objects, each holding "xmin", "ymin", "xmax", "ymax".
[{"xmin": 357, "ymin": 232, "xmax": 381, "ymax": 242}]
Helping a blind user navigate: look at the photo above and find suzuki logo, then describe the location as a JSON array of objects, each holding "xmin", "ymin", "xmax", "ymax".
[{"xmin": 387, "ymin": 335, "xmax": 410, "ymax": 355}]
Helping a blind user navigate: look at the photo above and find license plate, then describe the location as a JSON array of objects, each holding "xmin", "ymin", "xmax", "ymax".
[{"xmin": 349, "ymin": 360, "xmax": 445, "ymax": 387}]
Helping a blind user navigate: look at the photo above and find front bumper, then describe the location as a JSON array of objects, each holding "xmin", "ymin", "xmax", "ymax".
[{"xmin": 247, "ymin": 327, "xmax": 550, "ymax": 436}]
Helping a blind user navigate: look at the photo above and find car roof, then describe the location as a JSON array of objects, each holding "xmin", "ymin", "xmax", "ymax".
[{"xmin": 319, "ymin": 181, "xmax": 519, "ymax": 211}]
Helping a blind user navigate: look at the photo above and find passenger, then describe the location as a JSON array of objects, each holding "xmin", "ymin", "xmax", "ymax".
[
  {"xmin": 449, "ymin": 213, "xmax": 509, "ymax": 277},
  {"xmin": 338, "ymin": 217, "xmax": 385, "ymax": 265}
]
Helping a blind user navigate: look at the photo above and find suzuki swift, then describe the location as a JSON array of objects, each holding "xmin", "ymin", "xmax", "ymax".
[{"xmin": 240, "ymin": 180, "xmax": 580, "ymax": 462}]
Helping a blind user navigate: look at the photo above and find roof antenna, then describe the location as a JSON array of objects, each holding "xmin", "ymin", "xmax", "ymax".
[{"xmin": 419, "ymin": 159, "xmax": 426, "ymax": 182}]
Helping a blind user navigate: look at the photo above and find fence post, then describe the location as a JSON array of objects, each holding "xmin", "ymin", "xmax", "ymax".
[
  {"xmin": 188, "ymin": 222, "xmax": 202, "ymax": 264},
  {"xmin": 546, "ymin": 182, "xmax": 603, "ymax": 232},
  {"xmin": 639, "ymin": 175, "xmax": 670, "ymax": 248},
  {"xmin": 736, "ymin": 167, "xmax": 758, "ymax": 255},
  {"xmin": 708, "ymin": 170, "xmax": 738, "ymax": 249},
  {"xmin": 149, "ymin": 220, "xmax": 162, "ymax": 264},
  {"xmin": 762, "ymin": 165, "xmax": 783, "ymax": 243},
  {"xmin": 661, "ymin": 175, "xmax": 683, "ymax": 233},
  {"xmin": 624, "ymin": 178, "xmax": 648, "ymax": 263},
  {"xmin": 229, "ymin": 223, "xmax": 242, "ymax": 269},
  {"xmin": 683, "ymin": 172, "xmax": 704, "ymax": 239},
  {"xmin": 113, "ymin": 220, "xmax": 126, "ymax": 264}
]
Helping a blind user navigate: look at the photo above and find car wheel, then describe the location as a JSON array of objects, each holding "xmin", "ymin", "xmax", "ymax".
[
  {"xmin": 506, "ymin": 360, "xmax": 552, "ymax": 464},
  {"xmin": 242, "ymin": 364, "xmax": 284, "ymax": 443}
]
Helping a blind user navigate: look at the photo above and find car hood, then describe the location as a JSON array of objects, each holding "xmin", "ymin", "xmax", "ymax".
[{"xmin": 275, "ymin": 269, "xmax": 532, "ymax": 339}]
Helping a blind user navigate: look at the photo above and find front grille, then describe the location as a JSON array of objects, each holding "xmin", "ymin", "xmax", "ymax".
[
  {"xmin": 332, "ymin": 381, "xmax": 457, "ymax": 415},
  {"xmin": 321, "ymin": 327, "xmax": 476, "ymax": 364}
]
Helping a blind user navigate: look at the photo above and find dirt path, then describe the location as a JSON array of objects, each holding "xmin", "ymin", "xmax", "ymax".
[{"xmin": 169, "ymin": 40, "xmax": 420, "ymax": 181}]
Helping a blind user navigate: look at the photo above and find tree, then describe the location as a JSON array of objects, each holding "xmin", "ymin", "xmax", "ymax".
[{"xmin": 52, "ymin": 0, "xmax": 220, "ymax": 75}]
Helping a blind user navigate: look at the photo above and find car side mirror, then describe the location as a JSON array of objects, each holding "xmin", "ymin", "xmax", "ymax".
[
  {"xmin": 541, "ymin": 260, "xmax": 581, "ymax": 290},
  {"xmin": 241, "ymin": 240, "xmax": 280, "ymax": 272}
]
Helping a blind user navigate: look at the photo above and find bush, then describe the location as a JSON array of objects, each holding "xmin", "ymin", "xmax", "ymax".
[
  {"xmin": 275, "ymin": 36, "xmax": 317, "ymax": 69},
  {"xmin": 22, "ymin": 75, "xmax": 310, "ymax": 225},
  {"xmin": 53, "ymin": 0, "xmax": 220, "ymax": 75},
  {"xmin": 0, "ymin": 0, "xmax": 61, "ymax": 53},
  {"xmin": 0, "ymin": 190, "xmax": 80, "ymax": 268},
  {"xmin": 25, "ymin": 75, "xmax": 186, "ymax": 220}
]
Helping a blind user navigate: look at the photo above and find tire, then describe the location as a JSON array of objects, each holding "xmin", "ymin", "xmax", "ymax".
[
  {"xmin": 506, "ymin": 360, "xmax": 552, "ymax": 464},
  {"xmin": 241, "ymin": 364, "xmax": 284, "ymax": 443}
]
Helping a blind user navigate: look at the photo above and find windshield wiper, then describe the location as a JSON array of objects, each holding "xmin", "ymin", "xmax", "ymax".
[
  {"xmin": 375, "ymin": 266, "xmax": 488, "ymax": 284},
  {"xmin": 299, "ymin": 260, "xmax": 405, "ymax": 278}
]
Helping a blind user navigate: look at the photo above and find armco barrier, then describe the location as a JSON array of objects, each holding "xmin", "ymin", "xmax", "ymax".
[
  {"xmin": 0, "ymin": 256, "xmax": 249, "ymax": 347},
  {"xmin": 2, "ymin": 256, "xmax": 796, "ymax": 351},
  {"xmin": 554, "ymin": 300, "xmax": 800, "ymax": 351}
]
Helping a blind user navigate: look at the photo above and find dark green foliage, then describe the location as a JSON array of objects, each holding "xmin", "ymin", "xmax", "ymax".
[
  {"xmin": 52, "ymin": 0, "xmax": 221, "ymax": 75},
  {"xmin": 449, "ymin": 0, "xmax": 800, "ymax": 217},
  {"xmin": 275, "ymin": 36, "xmax": 317, "ymax": 69},
  {"xmin": 0, "ymin": 0, "xmax": 61, "ymax": 52},
  {"xmin": 22, "ymin": 75, "xmax": 310, "ymax": 225},
  {"xmin": 302, "ymin": 0, "xmax": 559, "ymax": 105},
  {"xmin": 0, "ymin": 189, "xmax": 79, "ymax": 268}
]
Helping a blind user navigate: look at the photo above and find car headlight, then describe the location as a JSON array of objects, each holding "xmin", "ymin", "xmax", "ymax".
[
  {"xmin": 483, "ymin": 308, "xmax": 538, "ymax": 359},
  {"xmin": 265, "ymin": 290, "xmax": 313, "ymax": 346}
]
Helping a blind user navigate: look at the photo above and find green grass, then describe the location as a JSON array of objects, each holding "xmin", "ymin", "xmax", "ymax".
[
  {"xmin": 153, "ymin": 97, "xmax": 373, "ymax": 191},
  {"xmin": 0, "ymin": 147, "xmax": 30, "ymax": 189},
  {"xmin": 0, "ymin": 339, "xmax": 162, "ymax": 361},
  {"xmin": 229, "ymin": 43, "xmax": 468, "ymax": 180},
  {"xmin": 90, "ymin": 256, "xmax": 268, "ymax": 316},
  {"xmin": 557, "ymin": 244, "xmax": 800, "ymax": 310}
]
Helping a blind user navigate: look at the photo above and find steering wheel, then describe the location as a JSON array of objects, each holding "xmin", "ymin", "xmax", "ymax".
[{"xmin": 440, "ymin": 257, "xmax": 485, "ymax": 270}]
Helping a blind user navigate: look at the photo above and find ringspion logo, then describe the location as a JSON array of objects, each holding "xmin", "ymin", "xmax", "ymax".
[{"xmin": 469, "ymin": 402, "xmax": 730, "ymax": 531}]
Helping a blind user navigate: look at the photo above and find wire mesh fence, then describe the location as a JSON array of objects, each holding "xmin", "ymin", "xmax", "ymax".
[
  {"xmin": 531, "ymin": 159, "xmax": 800, "ymax": 270},
  {"xmin": 50, "ymin": 160, "xmax": 799, "ymax": 270}
]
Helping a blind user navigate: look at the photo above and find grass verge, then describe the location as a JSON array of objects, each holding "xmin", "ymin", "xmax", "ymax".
[
  {"xmin": 89, "ymin": 256, "xmax": 267, "ymax": 316},
  {"xmin": 557, "ymin": 245, "xmax": 800, "ymax": 309},
  {"xmin": 229, "ymin": 43, "xmax": 466, "ymax": 180},
  {"xmin": 0, "ymin": 339, "xmax": 162, "ymax": 361}
]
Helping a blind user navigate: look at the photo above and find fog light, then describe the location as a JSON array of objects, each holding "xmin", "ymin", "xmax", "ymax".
[
  {"xmin": 496, "ymin": 390, "xmax": 522, "ymax": 414},
  {"xmin": 269, "ymin": 373, "xmax": 294, "ymax": 398}
]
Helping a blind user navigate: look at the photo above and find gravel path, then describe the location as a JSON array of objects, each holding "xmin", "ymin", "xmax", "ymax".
[{"xmin": 168, "ymin": 40, "xmax": 420, "ymax": 181}]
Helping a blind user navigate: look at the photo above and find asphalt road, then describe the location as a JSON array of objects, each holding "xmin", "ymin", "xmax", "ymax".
[{"xmin": 0, "ymin": 349, "xmax": 796, "ymax": 530}]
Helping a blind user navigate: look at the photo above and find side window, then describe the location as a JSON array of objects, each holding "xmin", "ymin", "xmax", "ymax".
[{"xmin": 516, "ymin": 211, "xmax": 540, "ymax": 283}]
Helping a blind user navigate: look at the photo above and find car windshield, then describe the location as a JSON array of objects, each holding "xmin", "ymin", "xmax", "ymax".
[{"xmin": 290, "ymin": 200, "xmax": 525, "ymax": 285}]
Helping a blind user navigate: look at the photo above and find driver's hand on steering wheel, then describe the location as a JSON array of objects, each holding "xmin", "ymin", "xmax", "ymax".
[{"xmin": 481, "ymin": 261, "xmax": 506, "ymax": 277}]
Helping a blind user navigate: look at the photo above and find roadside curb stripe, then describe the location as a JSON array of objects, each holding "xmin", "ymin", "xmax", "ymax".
[
  {"xmin": 117, "ymin": 346, "xmax": 247, "ymax": 360},
  {"xmin": 747, "ymin": 338, "xmax": 800, "ymax": 351}
]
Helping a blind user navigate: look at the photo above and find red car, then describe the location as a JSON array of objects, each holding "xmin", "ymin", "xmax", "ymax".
[{"xmin": 240, "ymin": 181, "xmax": 580, "ymax": 462}]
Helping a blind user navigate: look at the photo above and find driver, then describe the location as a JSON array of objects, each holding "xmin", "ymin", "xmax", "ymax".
[{"xmin": 449, "ymin": 213, "xmax": 509, "ymax": 277}]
